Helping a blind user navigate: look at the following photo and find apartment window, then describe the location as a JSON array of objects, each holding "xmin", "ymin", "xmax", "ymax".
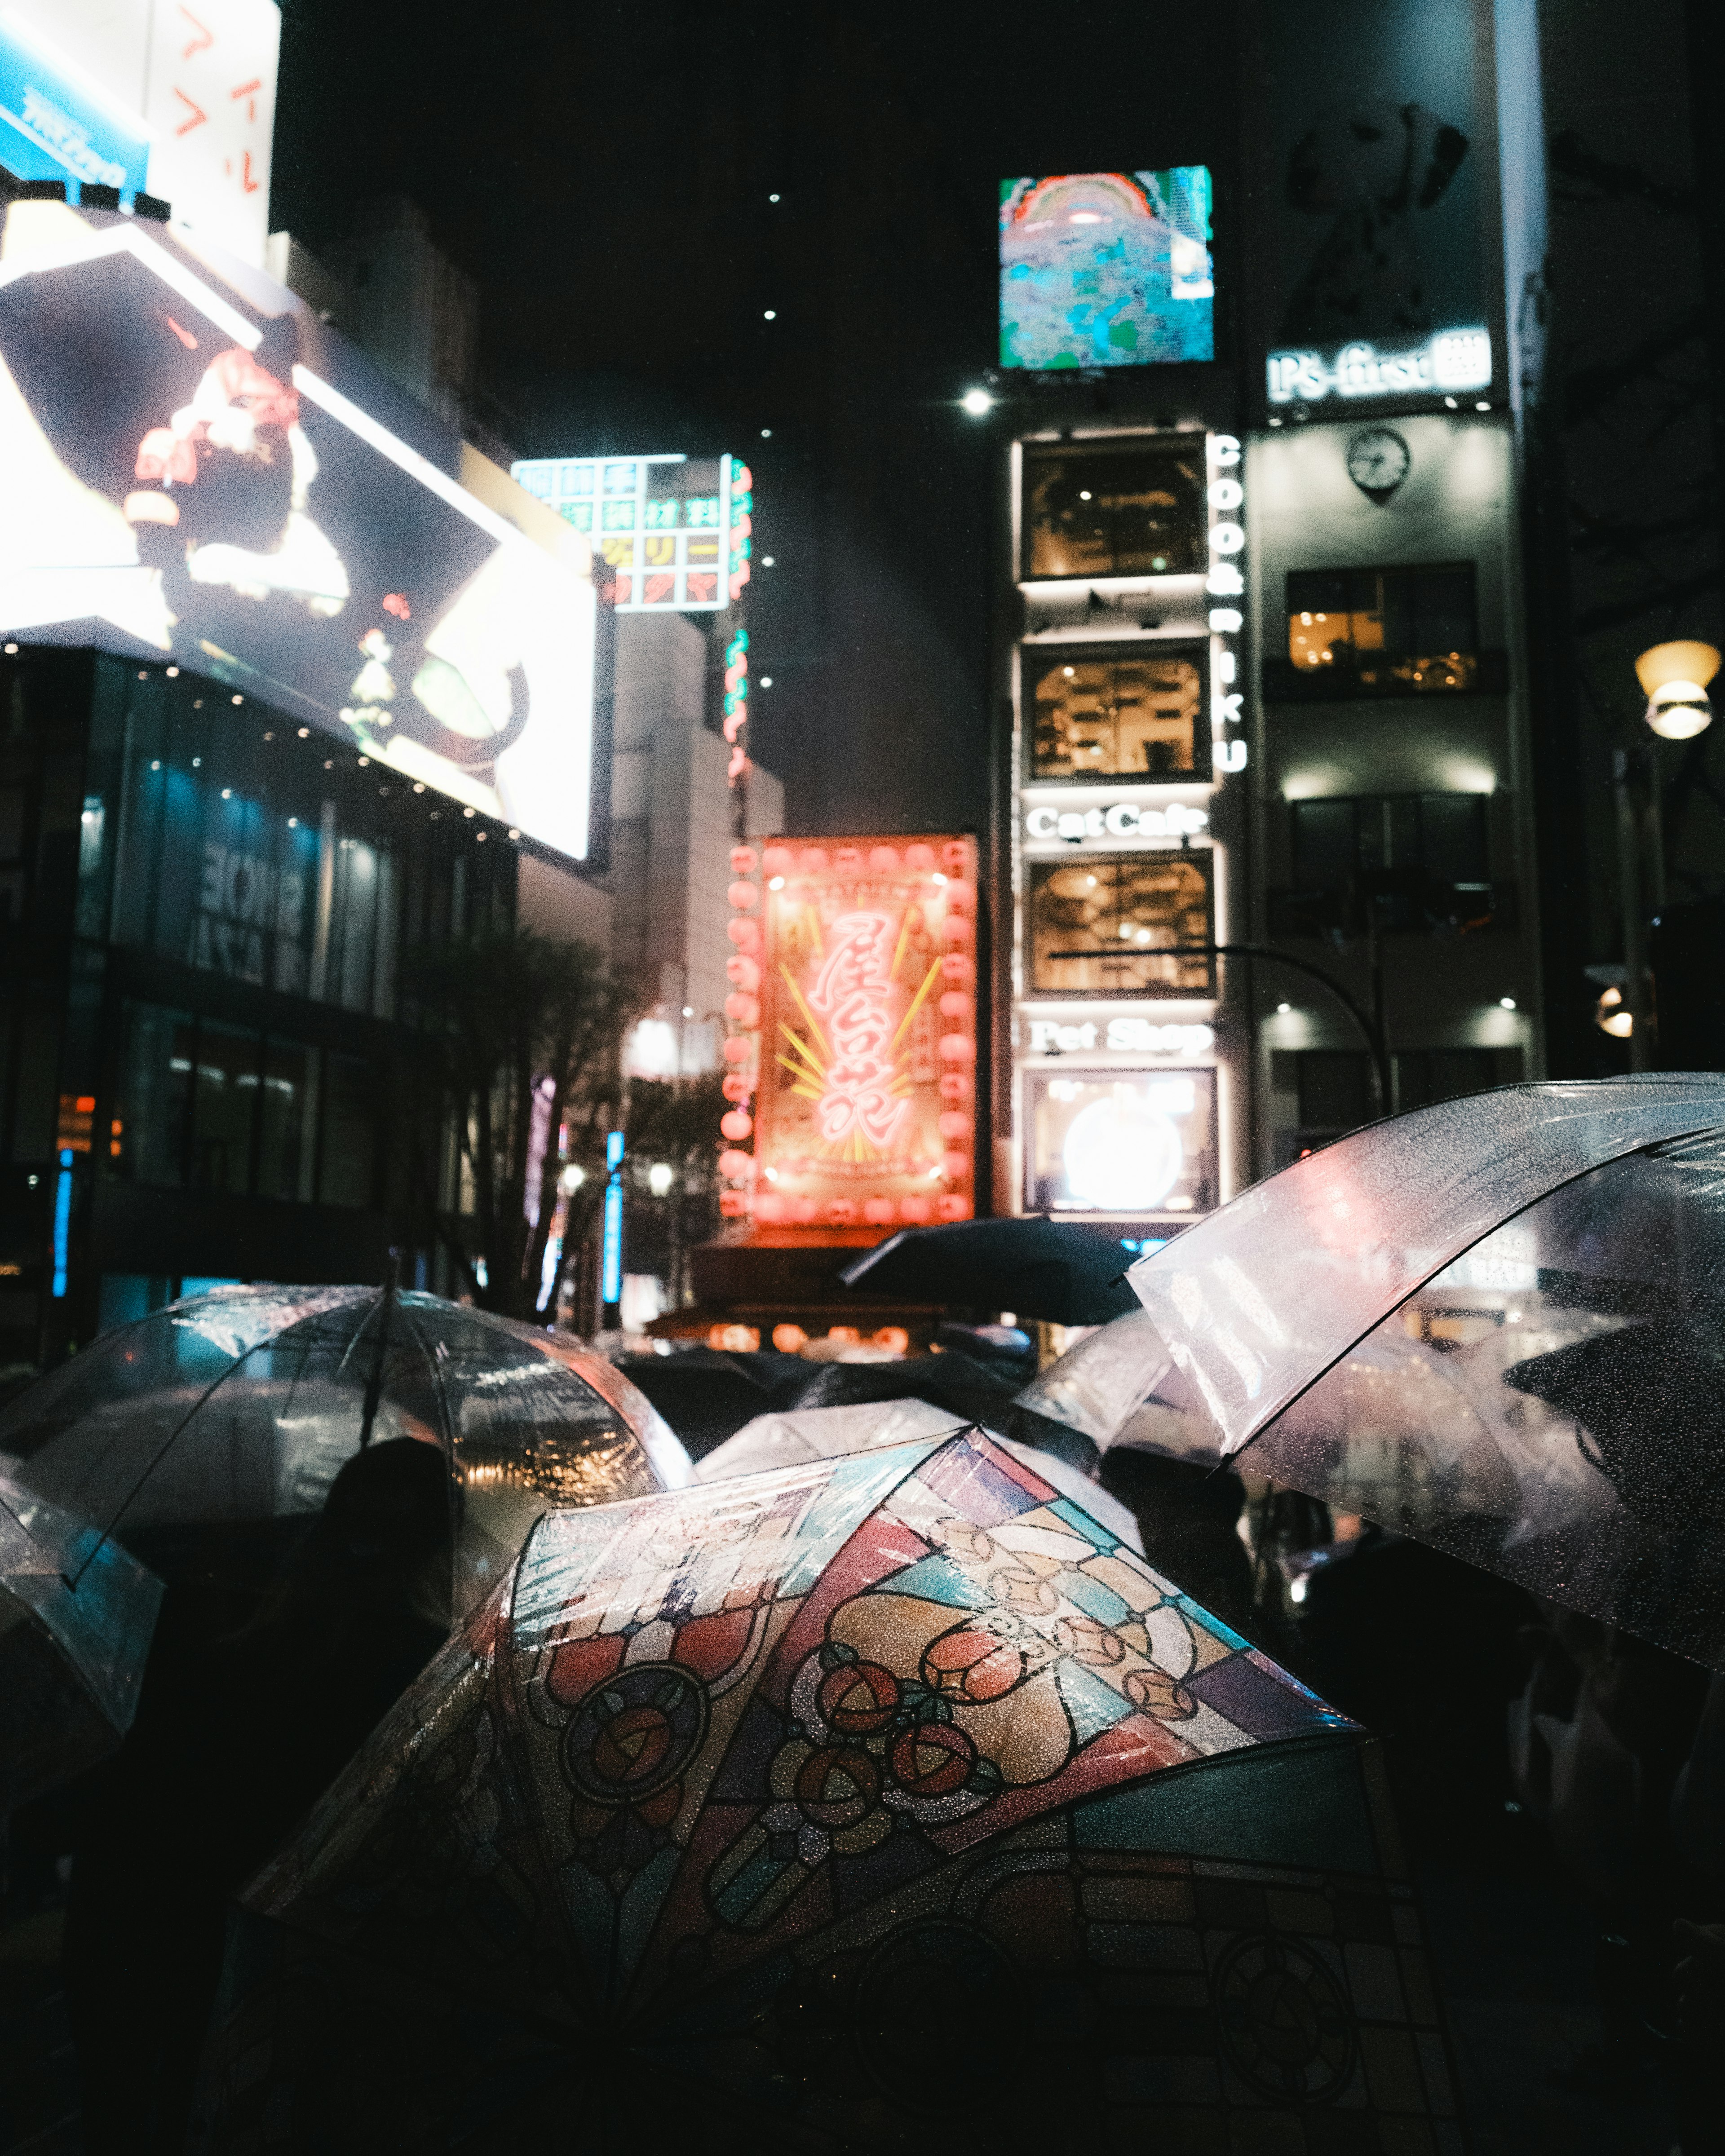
[
  {"xmin": 1027, "ymin": 855, "xmax": 1212, "ymax": 996},
  {"xmin": 1021, "ymin": 442, "xmax": 1206, "ymax": 582},
  {"xmin": 1282, "ymin": 563, "xmax": 1481, "ymax": 695},
  {"xmin": 1029, "ymin": 646, "xmax": 1204, "ymax": 779},
  {"xmin": 1293, "ymin": 793, "xmax": 1488, "ymax": 889}
]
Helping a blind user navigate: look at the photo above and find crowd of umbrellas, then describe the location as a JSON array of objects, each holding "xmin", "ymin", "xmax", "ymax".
[{"xmin": 5, "ymin": 1076, "xmax": 1725, "ymax": 2149}]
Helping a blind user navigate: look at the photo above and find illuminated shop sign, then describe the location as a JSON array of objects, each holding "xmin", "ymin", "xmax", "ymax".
[
  {"xmin": 510, "ymin": 451, "xmax": 752, "ymax": 610},
  {"xmin": 0, "ymin": 19, "xmax": 150, "ymax": 196},
  {"xmin": 0, "ymin": 203, "xmax": 598, "ymax": 862},
  {"xmin": 717, "ymin": 837, "xmax": 978, "ymax": 1231},
  {"xmin": 1266, "ymin": 329, "xmax": 1492, "ymax": 407},
  {"xmin": 1000, "ymin": 168, "xmax": 1214, "ymax": 371},
  {"xmin": 2, "ymin": 0, "xmax": 281, "ymax": 265},
  {"xmin": 1026, "ymin": 1018, "xmax": 1215, "ymax": 1057},
  {"xmin": 1205, "ymin": 433, "xmax": 1246, "ymax": 774},
  {"xmin": 1027, "ymin": 1069, "xmax": 1217, "ymax": 1216},
  {"xmin": 1022, "ymin": 798, "xmax": 1209, "ymax": 847}
]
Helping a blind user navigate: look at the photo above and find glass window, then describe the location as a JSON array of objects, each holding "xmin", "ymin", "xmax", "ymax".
[
  {"xmin": 1030, "ymin": 647, "xmax": 1203, "ymax": 779},
  {"xmin": 319, "ymin": 1052, "xmax": 375, "ymax": 1210},
  {"xmin": 1295, "ymin": 1051, "xmax": 1371, "ymax": 1138},
  {"xmin": 1290, "ymin": 794, "xmax": 1488, "ymax": 890},
  {"xmin": 1028, "ymin": 856, "xmax": 1212, "ymax": 996},
  {"xmin": 191, "ymin": 1021, "xmax": 260, "ymax": 1193},
  {"xmin": 1286, "ymin": 564, "xmax": 1478, "ymax": 693},
  {"xmin": 113, "ymin": 1002, "xmax": 194, "ymax": 1187},
  {"xmin": 1394, "ymin": 1048, "xmax": 1499, "ymax": 1113},
  {"xmin": 0, "ymin": 783, "xmax": 26, "ymax": 928},
  {"xmin": 257, "ymin": 1038, "xmax": 317, "ymax": 1202},
  {"xmin": 1021, "ymin": 443, "xmax": 1205, "ymax": 581},
  {"xmin": 1027, "ymin": 1069, "xmax": 1217, "ymax": 1217}
]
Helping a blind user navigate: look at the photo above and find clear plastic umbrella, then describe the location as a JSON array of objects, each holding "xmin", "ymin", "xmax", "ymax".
[
  {"xmin": 0, "ymin": 1285, "xmax": 694, "ymax": 1623},
  {"xmin": 1035, "ymin": 1078, "xmax": 1725, "ymax": 1670},
  {"xmin": 0, "ymin": 1469, "xmax": 163, "ymax": 1809}
]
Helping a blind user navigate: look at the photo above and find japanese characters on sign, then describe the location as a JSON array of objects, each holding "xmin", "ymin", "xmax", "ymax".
[{"xmin": 717, "ymin": 838, "xmax": 978, "ymax": 1232}]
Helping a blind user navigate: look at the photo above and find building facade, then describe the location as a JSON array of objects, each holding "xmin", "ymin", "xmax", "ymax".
[
  {"xmin": 0, "ymin": 648, "xmax": 520, "ymax": 1367},
  {"xmin": 988, "ymin": 0, "xmax": 1550, "ymax": 1237}
]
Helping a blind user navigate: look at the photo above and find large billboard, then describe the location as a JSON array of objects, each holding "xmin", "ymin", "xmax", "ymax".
[
  {"xmin": 1000, "ymin": 168, "xmax": 1214, "ymax": 372},
  {"xmin": 510, "ymin": 452, "xmax": 752, "ymax": 611},
  {"xmin": 2, "ymin": 0, "xmax": 279, "ymax": 265},
  {"xmin": 719, "ymin": 838, "xmax": 978, "ymax": 1231},
  {"xmin": 0, "ymin": 202, "xmax": 598, "ymax": 862},
  {"xmin": 1257, "ymin": 0, "xmax": 1492, "ymax": 411}
]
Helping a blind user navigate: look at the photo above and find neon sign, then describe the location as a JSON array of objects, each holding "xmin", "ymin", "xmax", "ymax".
[
  {"xmin": 509, "ymin": 452, "xmax": 752, "ymax": 610},
  {"xmin": 1205, "ymin": 434, "xmax": 1247, "ymax": 774},
  {"xmin": 719, "ymin": 837, "xmax": 978, "ymax": 1232},
  {"xmin": 722, "ymin": 627, "xmax": 748, "ymax": 787},
  {"xmin": 1022, "ymin": 800, "xmax": 1209, "ymax": 845},
  {"xmin": 1266, "ymin": 329, "xmax": 1493, "ymax": 406}
]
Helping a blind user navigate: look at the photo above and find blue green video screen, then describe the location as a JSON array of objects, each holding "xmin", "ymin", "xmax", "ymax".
[{"xmin": 1000, "ymin": 168, "xmax": 1215, "ymax": 371}]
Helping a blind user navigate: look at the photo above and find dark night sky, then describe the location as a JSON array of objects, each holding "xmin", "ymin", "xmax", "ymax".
[{"xmin": 270, "ymin": 1, "xmax": 1243, "ymax": 836}]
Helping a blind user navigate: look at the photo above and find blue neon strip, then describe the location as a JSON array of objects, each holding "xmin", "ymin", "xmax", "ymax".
[
  {"xmin": 606, "ymin": 1128, "xmax": 625, "ymax": 1171},
  {"xmin": 52, "ymin": 1145, "xmax": 72, "ymax": 1298},
  {"xmin": 602, "ymin": 1181, "xmax": 623, "ymax": 1306}
]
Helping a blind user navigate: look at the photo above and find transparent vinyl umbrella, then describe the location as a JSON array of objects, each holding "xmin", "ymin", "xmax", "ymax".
[
  {"xmin": 0, "ymin": 1285, "xmax": 694, "ymax": 1625},
  {"xmin": 0, "ymin": 1469, "xmax": 163, "ymax": 1809},
  {"xmin": 1022, "ymin": 1078, "xmax": 1725, "ymax": 1672}
]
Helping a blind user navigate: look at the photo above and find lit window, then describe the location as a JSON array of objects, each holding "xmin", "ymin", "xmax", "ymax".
[{"xmin": 1031, "ymin": 646, "xmax": 1203, "ymax": 779}]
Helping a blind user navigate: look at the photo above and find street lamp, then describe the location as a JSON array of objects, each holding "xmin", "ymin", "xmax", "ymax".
[
  {"xmin": 1637, "ymin": 639, "xmax": 1721, "ymax": 740},
  {"xmin": 960, "ymin": 389, "xmax": 994, "ymax": 417}
]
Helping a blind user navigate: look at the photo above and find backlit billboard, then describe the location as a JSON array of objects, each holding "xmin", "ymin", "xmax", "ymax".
[
  {"xmin": 1027, "ymin": 1069, "xmax": 1217, "ymax": 1218},
  {"xmin": 510, "ymin": 453, "xmax": 752, "ymax": 610},
  {"xmin": 1000, "ymin": 168, "xmax": 1214, "ymax": 372},
  {"xmin": 721, "ymin": 838, "xmax": 978, "ymax": 1231},
  {"xmin": 3, "ymin": 0, "xmax": 280, "ymax": 265},
  {"xmin": 0, "ymin": 201, "xmax": 598, "ymax": 861}
]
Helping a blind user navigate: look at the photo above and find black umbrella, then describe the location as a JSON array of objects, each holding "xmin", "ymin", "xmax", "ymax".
[{"xmin": 838, "ymin": 1216, "xmax": 1141, "ymax": 1324}]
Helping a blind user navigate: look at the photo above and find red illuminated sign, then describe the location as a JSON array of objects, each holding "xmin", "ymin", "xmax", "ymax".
[{"xmin": 718, "ymin": 837, "xmax": 978, "ymax": 1232}]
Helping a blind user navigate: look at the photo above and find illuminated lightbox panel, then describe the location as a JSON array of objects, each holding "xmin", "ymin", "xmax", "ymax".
[
  {"xmin": 1028, "ymin": 1069, "xmax": 1217, "ymax": 1218},
  {"xmin": 719, "ymin": 838, "xmax": 978, "ymax": 1231},
  {"xmin": 510, "ymin": 453, "xmax": 752, "ymax": 611},
  {"xmin": 1000, "ymin": 168, "xmax": 1214, "ymax": 373}
]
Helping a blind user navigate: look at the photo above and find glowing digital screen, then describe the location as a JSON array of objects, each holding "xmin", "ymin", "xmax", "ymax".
[
  {"xmin": 729, "ymin": 837, "xmax": 978, "ymax": 1232},
  {"xmin": 1028, "ymin": 1070, "xmax": 1217, "ymax": 1217},
  {"xmin": 1000, "ymin": 168, "xmax": 1214, "ymax": 372},
  {"xmin": 0, "ymin": 203, "xmax": 597, "ymax": 861},
  {"xmin": 510, "ymin": 453, "xmax": 751, "ymax": 610}
]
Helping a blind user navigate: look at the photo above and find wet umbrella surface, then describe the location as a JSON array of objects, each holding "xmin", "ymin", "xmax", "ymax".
[
  {"xmin": 192, "ymin": 1430, "xmax": 1465, "ymax": 2153},
  {"xmin": 0, "ymin": 1470, "xmax": 162, "ymax": 1809},
  {"xmin": 838, "ymin": 1215, "xmax": 1142, "ymax": 1325},
  {"xmin": 0, "ymin": 1284, "xmax": 692, "ymax": 1622},
  {"xmin": 1046, "ymin": 1078, "xmax": 1725, "ymax": 1671}
]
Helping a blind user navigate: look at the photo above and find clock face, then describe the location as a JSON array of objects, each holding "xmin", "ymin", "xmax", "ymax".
[{"xmin": 1346, "ymin": 426, "xmax": 1411, "ymax": 500}]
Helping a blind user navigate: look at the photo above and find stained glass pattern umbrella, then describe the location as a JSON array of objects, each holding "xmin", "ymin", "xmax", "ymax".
[
  {"xmin": 0, "ymin": 1469, "xmax": 163, "ymax": 1810},
  {"xmin": 190, "ymin": 1430, "xmax": 1466, "ymax": 2152}
]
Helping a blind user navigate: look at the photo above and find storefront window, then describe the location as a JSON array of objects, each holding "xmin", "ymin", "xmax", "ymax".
[
  {"xmin": 1027, "ymin": 1069, "xmax": 1217, "ymax": 1215},
  {"xmin": 191, "ymin": 1021, "xmax": 261, "ymax": 1193},
  {"xmin": 1030, "ymin": 647, "xmax": 1204, "ymax": 778},
  {"xmin": 114, "ymin": 1001, "xmax": 370, "ymax": 1210},
  {"xmin": 1027, "ymin": 856, "xmax": 1212, "ymax": 995},
  {"xmin": 256, "ymin": 1037, "xmax": 318, "ymax": 1202},
  {"xmin": 1021, "ymin": 442, "xmax": 1206, "ymax": 582}
]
